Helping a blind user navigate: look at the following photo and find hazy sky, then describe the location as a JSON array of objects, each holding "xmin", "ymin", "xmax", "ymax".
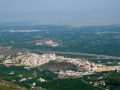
[{"xmin": 0, "ymin": 0, "xmax": 120, "ymax": 26}]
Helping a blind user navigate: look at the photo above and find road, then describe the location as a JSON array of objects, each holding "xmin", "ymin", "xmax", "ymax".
[{"xmin": 31, "ymin": 50, "xmax": 120, "ymax": 60}]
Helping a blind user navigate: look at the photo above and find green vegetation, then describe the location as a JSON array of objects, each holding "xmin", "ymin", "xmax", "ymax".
[
  {"xmin": 105, "ymin": 71, "xmax": 120, "ymax": 90},
  {"xmin": 0, "ymin": 25, "xmax": 120, "ymax": 57},
  {"xmin": 39, "ymin": 78, "xmax": 103, "ymax": 90},
  {"xmin": 82, "ymin": 71, "xmax": 120, "ymax": 90},
  {"xmin": 0, "ymin": 25, "xmax": 120, "ymax": 90}
]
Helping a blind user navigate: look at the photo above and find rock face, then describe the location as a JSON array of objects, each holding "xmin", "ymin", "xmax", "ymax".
[
  {"xmin": 34, "ymin": 39, "xmax": 59, "ymax": 46},
  {"xmin": 0, "ymin": 54, "xmax": 4, "ymax": 59}
]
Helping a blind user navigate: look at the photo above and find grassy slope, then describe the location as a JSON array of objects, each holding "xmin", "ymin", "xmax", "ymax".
[{"xmin": 0, "ymin": 79, "xmax": 26, "ymax": 90}]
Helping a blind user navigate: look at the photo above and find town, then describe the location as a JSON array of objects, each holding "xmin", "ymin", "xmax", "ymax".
[{"xmin": 2, "ymin": 52, "xmax": 120, "ymax": 78}]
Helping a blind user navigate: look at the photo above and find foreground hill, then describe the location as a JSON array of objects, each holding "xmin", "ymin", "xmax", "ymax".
[{"xmin": 0, "ymin": 79, "xmax": 26, "ymax": 90}]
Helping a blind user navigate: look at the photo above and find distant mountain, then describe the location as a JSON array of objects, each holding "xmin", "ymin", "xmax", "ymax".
[{"xmin": 0, "ymin": 21, "xmax": 120, "ymax": 30}]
